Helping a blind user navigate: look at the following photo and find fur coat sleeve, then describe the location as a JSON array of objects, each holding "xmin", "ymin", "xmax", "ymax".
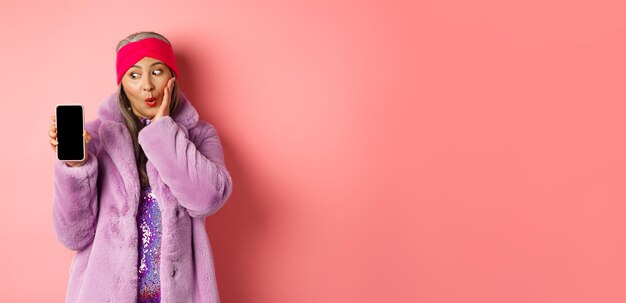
[
  {"xmin": 52, "ymin": 121, "xmax": 101, "ymax": 251},
  {"xmin": 138, "ymin": 116, "xmax": 232, "ymax": 218}
]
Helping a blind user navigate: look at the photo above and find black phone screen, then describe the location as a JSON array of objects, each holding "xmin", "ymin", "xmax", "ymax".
[{"xmin": 56, "ymin": 105, "xmax": 85, "ymax": 161}]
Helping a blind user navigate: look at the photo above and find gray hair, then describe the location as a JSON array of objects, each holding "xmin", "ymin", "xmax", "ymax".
[
  {"xmin": 116, "ymin": 31, "xmax": 171, "ymax": 52},
  {"xmin": 116, "ymin": 31, "xmax": 180, "ymax": 187}
]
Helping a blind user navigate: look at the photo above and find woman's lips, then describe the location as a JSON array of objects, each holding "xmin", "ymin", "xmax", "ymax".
[{"xmin": 145, "ymin": 97, "xmax": 157, "ymax": 107}]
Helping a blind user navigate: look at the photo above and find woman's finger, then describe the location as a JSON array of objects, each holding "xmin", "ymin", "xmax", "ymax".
[
  {"xmin": 84, "ymin": 131, "xmax": 92, "ymax": 144},
  {"xmin": 50, "ymin": 138, "xmax": 58, "ymax": 150},
  {"xmin": 155, "ymin": 77, "xmax": 175, "ymax": 121},
  {"xmin": 162, "ymin": 77, "xmax": 174, "ymax": 106}
]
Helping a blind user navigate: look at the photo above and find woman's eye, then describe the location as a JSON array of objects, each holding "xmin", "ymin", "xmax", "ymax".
[
  {"xmin": 152, "ymin": 69, "xmax": 163, "ymax": 75},
  {"xmin": 129, "ymin": 72, "xmax": 140, "ymax": 79}
]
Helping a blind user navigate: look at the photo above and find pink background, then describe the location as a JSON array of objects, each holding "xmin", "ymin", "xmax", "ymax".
[{"xmin": 1, "ymin": 0, "xmax": 626, "ymax": 302}]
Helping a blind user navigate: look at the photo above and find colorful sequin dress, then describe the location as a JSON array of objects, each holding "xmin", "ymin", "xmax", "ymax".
[{"xmin": 137, "ymin": 117, "xmax": 162, "ymax": 302}]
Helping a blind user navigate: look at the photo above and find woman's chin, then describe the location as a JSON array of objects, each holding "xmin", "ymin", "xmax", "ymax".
[{"xmin": 132, "ymin": 108, "xmax": 157, "ymax": 120}]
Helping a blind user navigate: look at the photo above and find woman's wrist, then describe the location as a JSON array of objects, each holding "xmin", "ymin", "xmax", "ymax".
[{"xmin": 64, "ymin": 155, "xmax": 89, "ymax": 167}]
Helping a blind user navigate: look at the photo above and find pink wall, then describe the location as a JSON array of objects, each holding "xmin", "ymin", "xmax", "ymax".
[{"xmin": 1, "ymin": 0, "xmax": 626, "ymax": 302}]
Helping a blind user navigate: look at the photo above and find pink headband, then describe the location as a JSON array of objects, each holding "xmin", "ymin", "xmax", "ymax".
[{"xmin": 116, "ymin": 37, "xmax": 178, "ymax": 84}]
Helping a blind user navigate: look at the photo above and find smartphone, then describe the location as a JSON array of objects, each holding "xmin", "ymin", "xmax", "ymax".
[{"xmin": 55, "ymin": 104, "xmax": 85, "ymax": 161}]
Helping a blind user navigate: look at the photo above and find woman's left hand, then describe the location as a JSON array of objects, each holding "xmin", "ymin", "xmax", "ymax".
[{"xmin": 153, "ymin": 77, "xmax": 176, "ymax": 122}]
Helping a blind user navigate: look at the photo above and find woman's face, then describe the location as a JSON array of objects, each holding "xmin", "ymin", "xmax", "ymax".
[{"xmin": 121, "ymin": 56, "xmax": 173, "ymax": 119}]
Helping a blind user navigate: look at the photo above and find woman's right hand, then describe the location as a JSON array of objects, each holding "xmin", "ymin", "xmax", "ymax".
[{"xmin": 49, "ymin": 115, "xmax": 92, "ymax": 167}]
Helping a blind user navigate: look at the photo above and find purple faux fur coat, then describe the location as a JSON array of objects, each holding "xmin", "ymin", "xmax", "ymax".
[{"xmin": 52, "ymin": 92, "xmax": 232, "ymax": 303}]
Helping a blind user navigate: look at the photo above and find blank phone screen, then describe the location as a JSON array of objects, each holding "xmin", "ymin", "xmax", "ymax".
[{"xmin": 56, "ymin": 105, "xmax": 84, "ymax": 161}]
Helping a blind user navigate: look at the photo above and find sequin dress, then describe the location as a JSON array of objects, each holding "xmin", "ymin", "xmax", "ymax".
[{"xmin": 136, "ymin": 117, "xmax": 162, "ymax": 302}]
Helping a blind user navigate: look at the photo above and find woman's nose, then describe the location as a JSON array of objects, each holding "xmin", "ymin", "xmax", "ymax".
[{"xmin": 141, "ymin": 77, "xmax": 154, "ymax": 91}]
